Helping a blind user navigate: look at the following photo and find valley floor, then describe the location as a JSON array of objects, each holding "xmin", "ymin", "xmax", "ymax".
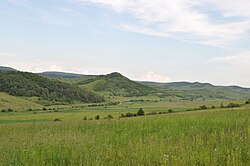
[{"xmin": 0, "ymin": 102, "xmax": 249, "ymax": 165}]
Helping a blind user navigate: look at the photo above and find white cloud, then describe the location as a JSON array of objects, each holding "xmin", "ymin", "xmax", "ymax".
[
  {"xmin": 78, "ymin": 0, "xmax": 250, "ymax": 46},
  {"xmin": 142, "ymin": 71, "xmax": 170, "ymax": 82},
  {"xmin": 210, "ymin": 51, "xmax": 250, "ymax": 64}
]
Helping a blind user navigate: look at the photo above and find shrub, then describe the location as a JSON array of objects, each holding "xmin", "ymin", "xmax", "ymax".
[
  {"xmin": 245, "ymin": 100, "xmax": 250, "ymax": 104},
  {"xmin": 42, "ymin": 107, "xmax": 47, "ymax": 111},
  {"xmin": 199, "ymin": 105, "xmax": 208, "ymax": 110},
  {"xmin": 168, "ymin": 109, "xmax": 173, "ymax": 113},
  {"xmin": 120, "ymin": 113, "xmax": 135, "ymax": 118},
  {"xmin": 147, "ymin": 112, "xmax": 157, "ymax": 115},
  {"xmin": 7, "ymin": 108, "xmax": 13, "ymax": 112},
  {"xmin": 106, "ymin": 114, "xmax": 113, "ymax": 120},
  {"xmin": 83, "ymin": 116, "xmax": 87, "ymax": 120},
  {"xmin": 54, "ymin": 118, "xmax": 62, "ymax": 122},
  {"xmin": 95, "ymin": 115, "xmax": 100, "ymax": 120},
  {"xmin": 226, "ymin": 103, "xmax": 240, "ymax": 108},
  {"xmin": 137, "ymin": 108, "xmax": 145, "ymax": 116},
  {"xmin": 126, "ymin": 113, "xmax": 135, "ymax": 117},
  {"xmin": 211, "ymin": 105, "xmax": 216, "ymax": 109},
  {"xmin": 1, "ymin": 109, "xmax": 7, "ymax": 112}
]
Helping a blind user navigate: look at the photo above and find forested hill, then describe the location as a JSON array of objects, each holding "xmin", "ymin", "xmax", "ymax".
[
  {"xmin": 0, "ymin": 71, "xmax": 104, "ymax": 103},
  {"xmin": 76, "ymin": 72, "xmax": 154, "ymax": 97}
]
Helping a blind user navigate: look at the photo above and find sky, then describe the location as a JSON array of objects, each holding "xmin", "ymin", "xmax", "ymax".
[{"xmin": 0, "ymin": 0, "xmax": 250, "ymax": 87}]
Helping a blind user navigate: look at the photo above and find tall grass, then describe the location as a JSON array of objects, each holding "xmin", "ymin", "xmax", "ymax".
[{"xmin": 0, "ymin": 109, "xmax": 249, "ymax": 165}]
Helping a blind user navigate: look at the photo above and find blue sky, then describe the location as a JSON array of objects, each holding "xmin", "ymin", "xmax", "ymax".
[{"xmin": 0, "ymin": 0, "xmax": 250, "ymax": 87}]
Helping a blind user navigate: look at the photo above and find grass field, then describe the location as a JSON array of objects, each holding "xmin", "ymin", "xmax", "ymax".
[
  {"xmin": 0, "ymin": 102, "xmax": 249, "ymax": 165},
  {"xmin": 0, "ymin": 93, "xmax": 43, "ymax": 111}
]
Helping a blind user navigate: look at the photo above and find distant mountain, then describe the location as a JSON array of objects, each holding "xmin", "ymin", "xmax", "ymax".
[
  {"xmin": 140, "ymin": 81, "xmax": 214, "ymax": 89},
  {"xmin": 77, "ymin": 72, "xmax": 154, "ymax": 97},
  {"xmin": 140, "ymin": 81, "xmax": 250, "ymax": 100},
  {"xmin": 2, "ymin": 66, "xmax": 250, "ymax": 100},
  {"xmin": 0, "ymin": 70, "xmax": 104, "ymax": 103},
  {"xmin": 39, "ymin": 71, "xmax": 96, "ymax": 79},
  {"xmin": 0, "ymin": 66, "xmax": 16, "ymax": 71}
]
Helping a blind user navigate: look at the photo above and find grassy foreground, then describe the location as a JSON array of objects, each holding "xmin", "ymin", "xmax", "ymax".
[{"xmin": 0, "ymin": 108, "xmax": 249, "ymax": 165}]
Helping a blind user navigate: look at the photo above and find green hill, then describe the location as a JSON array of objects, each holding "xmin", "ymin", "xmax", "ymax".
[
  {"xmin": 77, "ymin": 72, "xmax": 154, "ymax": 97},
  {"xmin": 0, "ymin": 71, "xmax": 104, "ymax": 103},
  {"xmin": 0, "ymin": 92, "xmax": 42, "ymax": 111},
  {"xmin": 140, "ymin": 81, "xmax": 250, "ymax": 100}
]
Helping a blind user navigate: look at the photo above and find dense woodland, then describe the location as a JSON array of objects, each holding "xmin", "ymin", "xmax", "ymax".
[{"xmin": 0, "ymin": 71, "xmax": 104, "ymax": 103}]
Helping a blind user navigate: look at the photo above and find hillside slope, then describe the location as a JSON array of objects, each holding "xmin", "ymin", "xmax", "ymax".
[
  {"xmin": 0, "ymin": 71, "xmax": 104, "ymax": 103},
  {"xmin": 140, "ymin": 81, "xmax": 250, "ymax": 100},
  {"xmin": 77, "ymin": 72, "xmax": 154, "ymax": 97},
  {"xmin": 0, "ymin": 92, "xmax": 42, "ymax": 110}
]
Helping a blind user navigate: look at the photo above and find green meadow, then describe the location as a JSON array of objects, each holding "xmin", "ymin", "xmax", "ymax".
[{"xmin": 0, "ymin": 100, "xmax": 249, "ymax": 165}]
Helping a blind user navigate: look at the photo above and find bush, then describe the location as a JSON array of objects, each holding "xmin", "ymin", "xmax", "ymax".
[
  {"xmin": 42, "ymin": 107, "xmax": 47, "ymax": 111},
  {"xmin": 158, "ymin": 111, "xmax": 168, "ymax": 114},
  {"xmin": 120, "ymin": 112, "xmax": 135, "ymax": 118},
  {"xmin": 147, "ymin": 112, "xmax": 157, "ymax": 115},
  {"xmin": 137, "ymin": 108, "xmax": 145, "ymax": 116},
  {"xmin": 106, "ymin": 114, "xmax": 113, "ymax": 120},
  {"xmin": 126, "ymin": 113, "xmax": 135, "ymax": 117},
  {"xmin": 1, "ymin": 109, "xmax": 6, "ymax": 112},
  {"xmin": 54, "ymin": 118, "xmax": 62, "ymax": 122},
  {"xmin": 199, "ymin": 105, "xmax": 208, "ymax": 110},
  {"xmin": 83, "ymin": 116, "xmax": 87, "ymax": 120},
  {"xmin": 168, "ymin": 109, "xmax": 173, "ymax": 113},
  {"xmin": 7, "ymin": 108, "xmax": 13, "ymax": 112},
  {"xmin": 245, "ymin": 100, "xmax": 250, "ymax": 104},
  {"xmin": 95, "ymin": 115, "xmax": 100, "ymax": 120},
  {"xmin": 226, "ymin": 103, "xmax": 240, "ymax": 108},
  {"xmin": 211, "ymin": 105, "xmax": 216, "ymax": 109}
]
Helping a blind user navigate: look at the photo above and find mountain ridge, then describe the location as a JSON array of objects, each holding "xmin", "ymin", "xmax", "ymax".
[{"xmin": 1, "ymin": 66, "xmax": 248, "ymax": 89}]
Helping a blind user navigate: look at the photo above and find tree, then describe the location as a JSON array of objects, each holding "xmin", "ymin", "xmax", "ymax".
[
  {"xmin": 168, "ymin": 109, "xmax": 173, "ymax": 113},
  {"xmin": 137, "ymin": 108, "xmax": 145, "ymax": 116}
]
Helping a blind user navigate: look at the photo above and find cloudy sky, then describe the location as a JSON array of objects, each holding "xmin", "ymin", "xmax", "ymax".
[{"xmin": 0, "ymin": 0, "xmax": 250, "ymax": 86}]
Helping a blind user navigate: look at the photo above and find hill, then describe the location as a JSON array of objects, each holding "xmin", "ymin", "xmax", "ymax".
[
  {"xmin": 0, "ymin": 92, "xmax": 42, "ymax": 111},
  {"xmin": 39, "ymin": 71, "xmax": 96, "ymax": 79},
  {"xmin": 0, "ymin": 71, "xmax": 104, "ymax": 103},
  {"xmin": 0, "ymin": 66, "xmax": 16, "ymax": 71},
  {"xmin": 140, "ymin": 81, "xmax": 250, "ymax": 100},
  {"xmin": 76, "ymin": 72, "xmax": 154, "ymax": 97}
]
